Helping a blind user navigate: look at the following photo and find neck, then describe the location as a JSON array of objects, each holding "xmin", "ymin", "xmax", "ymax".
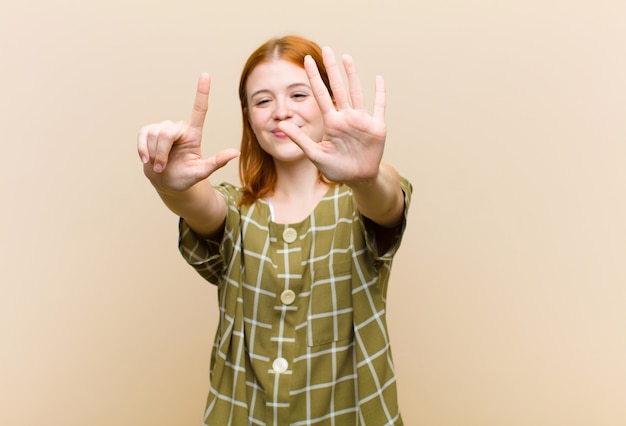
[
  {"xmin": 268, "ymin": 160, "xmax": 331, "ymax": 224},
  {"xmin": 272, "ymin": 160, "xmax": 324, "ymax": 200}
]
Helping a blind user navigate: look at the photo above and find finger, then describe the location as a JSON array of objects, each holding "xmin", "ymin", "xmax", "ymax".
[
  {"xmin": 145, "ymin": 124, "xmax": 162, "ymax": 163},
  {"xmin": 342, "ymin": 54, "xmax": 366, "ymax": 112},
  {"xmin": 137, "ymin": 125, "xmax": 151, "ymax": 164},
  {"xmin": 277, "ymin": 121, "xmax": 320, "ymax": 161},
  {"xmin": 304, "ymin": 53, "xmax": 336, "ymax": 115},
  {"xmin": 198, "ymin": 148, "xmax": 241, "ymax": 178},
  {"xmin": 189, "ymin": 72, "xmax": 210, "ymax": 130},
  {"xmin": 373, "ymin": 75, "xmax": 386, "ymax": 121},
  {"xmin": 153, "ymin": 123, "xmax": 184, "ymax": 173},
  {"xmin": 322, "ymin": 46, "xmax": 350, "ymax": 110}
]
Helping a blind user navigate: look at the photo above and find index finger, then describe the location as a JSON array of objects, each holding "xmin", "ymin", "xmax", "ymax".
[
  {"xmin": 190, "ymin": 72, "xmax": 211, "ymax": 129},
  {"xmin": 304, "ymin": 54, "xmax": 336, "ymax": 115}
]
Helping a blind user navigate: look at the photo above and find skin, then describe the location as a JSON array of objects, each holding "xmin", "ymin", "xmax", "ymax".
[
  {"xmin": 137, "ymin": 46, "xmax": 404, "ymax": 238},
  {"xmin": 245, "ymin": 59, "xmax": 329, "ymax": 224},
  {"xmin": 246, "ymin": 59, "xmax": 325, "ymax": 164}
]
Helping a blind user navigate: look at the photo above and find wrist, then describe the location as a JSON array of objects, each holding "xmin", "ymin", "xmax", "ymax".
[{"xmin": 345, "ymin": 168, "xmax": 382, "ymax": 192}]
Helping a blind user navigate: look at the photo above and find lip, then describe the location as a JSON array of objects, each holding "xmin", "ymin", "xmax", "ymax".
[{"xmin": 271, "ymin": 128, "xmax": 290, "ymax": 139}]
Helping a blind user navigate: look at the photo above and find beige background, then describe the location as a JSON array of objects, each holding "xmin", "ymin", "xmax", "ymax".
[{"xmin": 1, "ymin": 0, "xmax": 625, "ymax": 425}]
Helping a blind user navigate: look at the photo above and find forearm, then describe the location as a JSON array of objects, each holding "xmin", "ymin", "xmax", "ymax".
[
  {"xmin": 348, "ymin": 163, "xmax": 405, "ymax": 229},
  {"xmin": 155, "ymin": 179, "xmax": 227, "ymax": 238}
]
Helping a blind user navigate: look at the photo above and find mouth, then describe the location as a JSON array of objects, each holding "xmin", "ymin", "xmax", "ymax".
[{"xmin": 271, "ymin": 129, "xmax": 290, "ymax": 139}]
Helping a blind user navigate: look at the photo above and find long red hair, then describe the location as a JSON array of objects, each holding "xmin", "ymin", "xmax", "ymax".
[{"xmin": 237, "ymin": 35, "xmax": 333, "ymax": 206}]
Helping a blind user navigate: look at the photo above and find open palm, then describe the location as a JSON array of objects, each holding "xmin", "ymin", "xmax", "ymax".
[{"xmin": 278, "ymin": 47, "xmax": 387, "ymax": 184}]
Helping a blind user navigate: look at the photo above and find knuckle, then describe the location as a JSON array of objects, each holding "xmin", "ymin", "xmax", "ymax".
[
  {"xmin": 146, "ymin": 126, "xmax": 160, "ymax": 139},
  {"xmin": 155, "ymin": 152, "xmax": 168, "ymax": 163},
  {"xmin": 159, "ymin": 128, "xmax": 173, "ymax": 140}
]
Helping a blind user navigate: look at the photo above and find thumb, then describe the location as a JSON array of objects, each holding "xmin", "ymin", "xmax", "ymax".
[{"xmin": 197, "ymin": 148, "xmax": 240, "ymax": 180}]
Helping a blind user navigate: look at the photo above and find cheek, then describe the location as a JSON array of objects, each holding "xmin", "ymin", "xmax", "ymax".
[
  {"xmin": 247, "ymin": 110, "xmax": 266, "ymax": 132},
  {"xmin": 301, "ymin": 103, "xmax": 323, "ymax": 124},
  {"xmin": 306, "ymin": 107, "xmax": 325, "ymax": 134}
]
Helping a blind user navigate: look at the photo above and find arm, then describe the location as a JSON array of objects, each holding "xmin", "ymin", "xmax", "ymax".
[
  {"xmin": 152, "ymin": 172, "xmax": 229, "ymax": 239},
  {"xmin": 349, "ymin": 162, "xmax": 405, "ymax": 229},
  {"xmin": 278, "ymin": 47, "xmax": 405, "ymax": 228},
  {"xmin": 137, "ymin": 73, "xmax": 239, "ymax": 238}
]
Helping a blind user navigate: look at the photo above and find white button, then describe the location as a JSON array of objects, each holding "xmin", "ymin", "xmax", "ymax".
[
  {"xmin": 282, "ymin": 228, "xmax": 297, "ymax": 243},
  {"xmin": 280, "ymin": 289, "xmax": 296, "ymax": 305},
  {"xmin": 272, "ymin": 357, "xmax": 288, "ymax": 374}
]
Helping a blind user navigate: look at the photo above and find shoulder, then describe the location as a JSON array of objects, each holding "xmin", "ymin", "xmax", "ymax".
[
  {"xmin": 214, "ymin": 182, "xmax": 243, "ymax": 201},
  {"xmin": 399, "ymin": 176, "xmax": 413, "ymax": 203},
  {"xmin": 316, "ymin": 183, "xmax": 357, "ymax": 215}
]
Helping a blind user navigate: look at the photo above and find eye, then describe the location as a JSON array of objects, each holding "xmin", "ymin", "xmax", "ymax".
[
  {"xmin": 292, "ymin": 92, "xmax": 309, "ymax": 101},
  {"xmin": 253, "ymin": 98, "xmax": 271, "ymax": 107}
]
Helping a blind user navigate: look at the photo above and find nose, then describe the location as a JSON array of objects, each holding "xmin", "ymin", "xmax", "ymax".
[{"xmin": 272, "ymin": 98, "xmax": 293, "ymax": 120}]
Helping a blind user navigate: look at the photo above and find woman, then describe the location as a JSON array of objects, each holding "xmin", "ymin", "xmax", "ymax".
[{"xmin": 138, "ymin": 35, "xmax": 411, "ymax": 425}]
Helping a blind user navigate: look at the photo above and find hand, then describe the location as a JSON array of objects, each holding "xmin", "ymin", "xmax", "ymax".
[
  {"xmin": 278, "ymin": 47, "xmax": 386, "ymax": 185},
  {"xmin": 137, "ymin": 73, "xmax": 239, "ymax": 192}
]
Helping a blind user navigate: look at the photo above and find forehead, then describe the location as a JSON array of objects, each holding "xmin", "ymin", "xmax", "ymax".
[{"xmin": 246, "ymin": 59, "xmax": 309, "ymax": 93}]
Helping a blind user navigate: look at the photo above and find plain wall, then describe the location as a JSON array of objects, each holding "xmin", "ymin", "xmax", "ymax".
[{"xmin": 1, "ymin": 0, "xmax": 625, "ymax": 425}]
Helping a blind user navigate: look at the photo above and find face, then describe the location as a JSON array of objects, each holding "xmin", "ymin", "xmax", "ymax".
[{"xmin": 245, "ymin": 59, "xmax": 324, "ymax": 163}]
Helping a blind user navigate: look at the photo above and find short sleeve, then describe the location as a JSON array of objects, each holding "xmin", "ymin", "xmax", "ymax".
[
  {"xmin": 177, "ymin": 183, "xmax": 242, "ymax": 285},
  {"xmin": 359, "ymin": 176, "xmax": 413, "ymax": 262}
]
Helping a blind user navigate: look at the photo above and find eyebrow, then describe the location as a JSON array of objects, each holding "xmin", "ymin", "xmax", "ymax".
[{"xmin": 249, "ymin": 82, "xmax": 312, "ymax": 99}]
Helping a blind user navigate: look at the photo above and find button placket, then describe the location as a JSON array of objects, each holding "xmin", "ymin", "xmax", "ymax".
[
  {"xmin": 282, "ymin": 227, "xmax": 297, "ymax": 243},
  {"xmin": 272, "ymin": 357, "xmax": 288, "ymax": 374},
  {"xmin": 280, "ymin": 289, "xmax": 296, "ymax": 305}
]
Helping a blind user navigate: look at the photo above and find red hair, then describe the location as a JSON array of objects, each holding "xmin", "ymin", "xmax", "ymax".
[{"xmin": 237, "ymin": 35, "xmax": 333, "ymax": 206}]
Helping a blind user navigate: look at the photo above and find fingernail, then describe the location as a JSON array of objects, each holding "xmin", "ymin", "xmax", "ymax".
[{"xmin": 154, "ymin": 163, "xmax": 163, "ymax": 173}]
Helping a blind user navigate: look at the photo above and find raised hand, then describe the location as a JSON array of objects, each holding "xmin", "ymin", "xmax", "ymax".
[
  {"xmin": 277, "ymin": 47, "xmax": 387, "ymax": 185},
  {"xmin": 137, "ymin": 73, "xmax": 239, "ymax": 192}
]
